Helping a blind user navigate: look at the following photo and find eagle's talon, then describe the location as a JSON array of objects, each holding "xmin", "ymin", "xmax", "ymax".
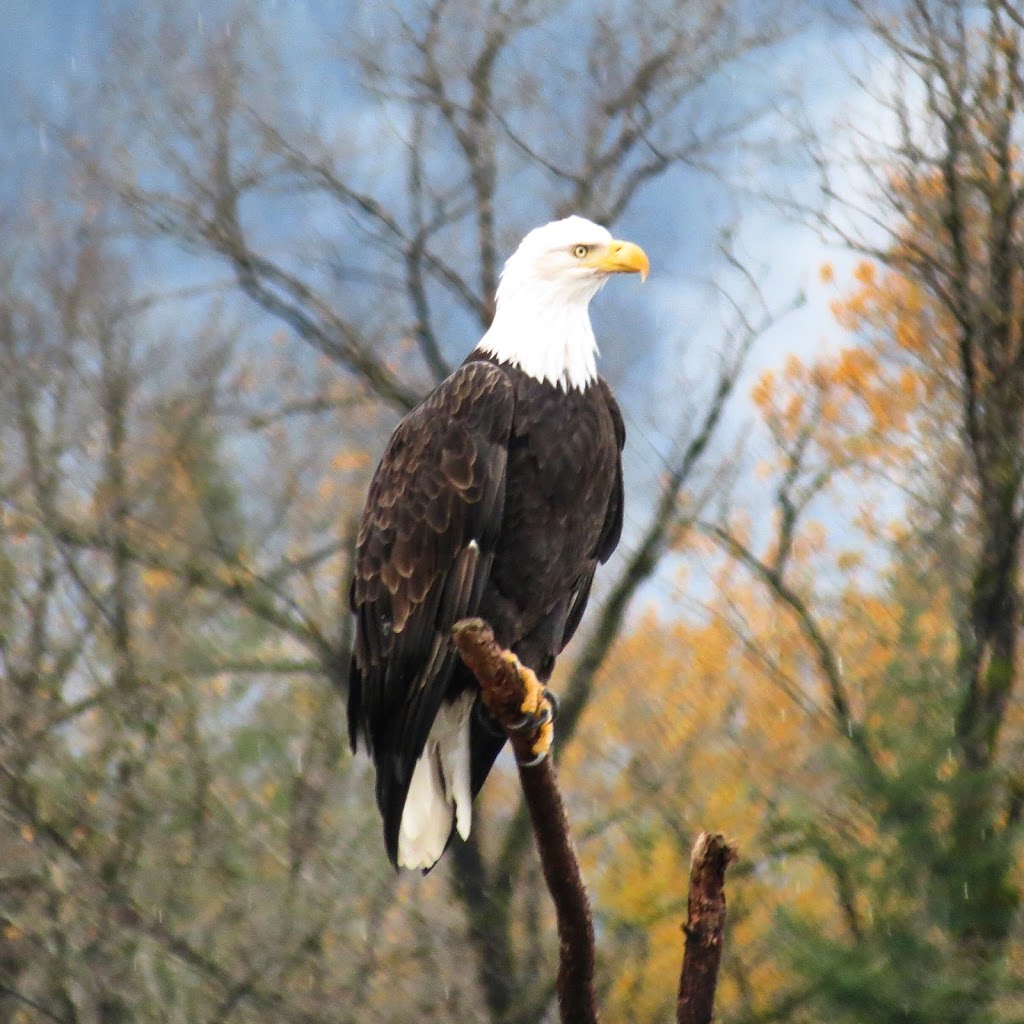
[
  {"xmin": 542, "ymin": 688, "xmax": 560, "ymax": 721},
  {"xmin": 507, "ymin": 696, "xmax": 555, "ymax": 734},
  {"xmin": 507, "ymin": 712, "xmax": 537, "ymax": 733},
  {"xmin": 519, "ymin": 719, "xmax": 554, "ymax": 765},
  {"xmin": 517, "ymin": 747, "xmax": 548, "ymax": 768}
]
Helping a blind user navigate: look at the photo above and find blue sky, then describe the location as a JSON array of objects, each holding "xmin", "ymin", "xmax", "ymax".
[
  {"xmin": 2, "ymin": 0, "xmax": 96, "ymax": 86},
  {"xmin": 1, "ymin": 0, "xmax": 894, "ymax": 606},
  {"xmin": 2, "ymin": 0, "xmax": 873, "ymax": 361}
]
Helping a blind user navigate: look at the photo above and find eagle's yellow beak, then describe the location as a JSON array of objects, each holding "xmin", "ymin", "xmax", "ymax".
[{"xmin": 593, "ymin": 239, "xmax": 650, "ymax": 282}]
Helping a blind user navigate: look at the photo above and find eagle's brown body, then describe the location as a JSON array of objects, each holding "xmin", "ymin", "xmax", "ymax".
[
  {"xmin": 346, "ymin": 214, "xmax": 646, "ymax": 870},
  {"xmin": 347, "ymin": 353, "xmax": 624, "ymax": 867}
]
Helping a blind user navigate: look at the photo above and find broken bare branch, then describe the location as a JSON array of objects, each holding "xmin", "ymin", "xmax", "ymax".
[{"xmin": 677, "ymin": 832, "xmax": 738, "ymax": 1024}]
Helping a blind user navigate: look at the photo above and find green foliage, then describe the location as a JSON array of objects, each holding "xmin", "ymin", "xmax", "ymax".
[{"xmin": 772, "ymin": 650, "xmax": 1021, "ymax": 1024}]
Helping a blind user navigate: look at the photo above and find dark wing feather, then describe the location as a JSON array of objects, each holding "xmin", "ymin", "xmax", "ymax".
[
  {"xmin": 560, "ymin": 563, "xmax": 597, "ymax": 650},
  {"xmin": 347, "ymin": 361, "xmax": 514, "ymax": 864},
  {"xmin": 594, "ymin": 377, "xmax": 626, "ymax": 565},
  {"xmin": 558, "ymin": 379, "xmax": 625, "ymax": 651}
]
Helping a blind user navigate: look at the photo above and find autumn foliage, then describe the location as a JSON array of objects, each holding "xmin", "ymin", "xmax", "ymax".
[{"xmin": 3, "ymin": 1, "xmax": 1024, "ymax": 1023}]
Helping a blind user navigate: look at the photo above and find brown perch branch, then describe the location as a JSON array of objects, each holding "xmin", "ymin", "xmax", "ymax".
[
  {"xmin": 452, "ymin": 617, "xmax": 599, "ymax": 1024},
  {"xmin": 677, "ymin": 831, "xmax": 738, "ymax": 1024}
]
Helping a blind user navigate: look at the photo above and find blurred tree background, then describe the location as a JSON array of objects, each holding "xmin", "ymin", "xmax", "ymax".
[{"xmin": 1, "ymin": 0, "xmax": 1023, "ymax": 1021}]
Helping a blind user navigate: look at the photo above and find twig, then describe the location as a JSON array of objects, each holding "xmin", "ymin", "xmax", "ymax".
[
  {"xmin": 452, "ymin": 618, "xmax": 599, "ymax": 1024},
  {"xmin": 677, "ymin": 832, "xmax": 738, "ymax": 1024}
]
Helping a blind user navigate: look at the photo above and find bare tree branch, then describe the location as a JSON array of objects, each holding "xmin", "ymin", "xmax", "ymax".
[
  {"xmin": 704, "ymin": 521, "xmax": 872, "ymax": 763},
  {"xmin": 452, "ymin": 618, "xmax": 598, "ymax": 1024},
  {"xmin": 677, "ymin": 832, "xmax": 738, "ymax": 1024}
]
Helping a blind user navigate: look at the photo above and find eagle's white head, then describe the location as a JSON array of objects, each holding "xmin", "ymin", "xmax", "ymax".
[{"xmin": 475, "ymin": 215, "xmax": 649, "ymax": 391}]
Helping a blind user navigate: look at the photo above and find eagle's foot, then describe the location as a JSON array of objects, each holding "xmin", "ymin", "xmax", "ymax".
[{"xmin": 498, "ymin": 652, "xmax": 556, "ymax": 766}]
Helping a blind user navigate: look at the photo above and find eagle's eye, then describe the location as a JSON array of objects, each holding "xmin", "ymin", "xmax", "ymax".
[{"xmin": 572, "ymin": 244, "xmax": 590, "ymax": 259}]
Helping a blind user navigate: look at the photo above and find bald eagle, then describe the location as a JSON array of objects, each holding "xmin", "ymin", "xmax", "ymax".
[{"xmin": 348, "ymin": 216, "xmax": 648, "ymax": 870}]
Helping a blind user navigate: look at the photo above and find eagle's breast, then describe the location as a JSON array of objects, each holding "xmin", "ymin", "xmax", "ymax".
[{"xmin": 479, "ymin": 358, "xmax": 620, "ymax": 625}]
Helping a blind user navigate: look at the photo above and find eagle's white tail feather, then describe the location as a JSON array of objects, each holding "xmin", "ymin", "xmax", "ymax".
[{"xmin": 398, "ymin": 692, "xmax": 475, "ymax": 870}]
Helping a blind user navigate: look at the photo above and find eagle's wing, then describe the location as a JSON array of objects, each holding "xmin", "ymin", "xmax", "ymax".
[
  {"xmin": 347, "ymin": 361, "xmax": 514, "ymax": 852},
  {"xmin": 594, "ymin": 377, "xmax": 626, "ymax": 564},
  {"xmin": 559, "ymin": 378, "xmax": 626, "ymax": 650}
]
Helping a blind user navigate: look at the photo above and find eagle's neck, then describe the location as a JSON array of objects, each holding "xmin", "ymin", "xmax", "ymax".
[{"xmin": 475, "ymin": 277, "xmax": 600, "ymax": 392}]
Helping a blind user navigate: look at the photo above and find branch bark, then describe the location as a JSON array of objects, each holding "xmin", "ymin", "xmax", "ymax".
[
  {"xmin": 678, "ymin": 832, "xmax": 738, "ymax": 1024},
  {"xmin": 452, "ymin": 618, "xmax": 599, "ymax": 1024},
  {"xmin": 453, "ymin": 620, "xmax": 738, "ymax": 1024}
]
